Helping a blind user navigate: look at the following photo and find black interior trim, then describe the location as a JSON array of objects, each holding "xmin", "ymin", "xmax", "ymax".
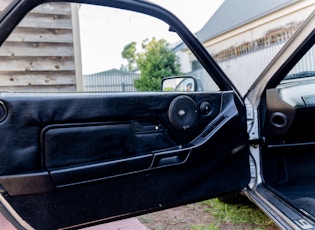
[
  {"xmin": 0, "ymin": 92, "xmax": 223, "ymax": 195},
  {"xmin": 0, "ymin": 90, "xmax": 250, "ymax": 229},
  {"xmin": 263, "ymin": 88, "xmax": 295, "ymax": 137},
  {"xmin": 50, "ymin": 154, "xmax": 154, "ymax": 186},
  {"xmin": 0, "ymin": 172, "xmax": 55, "ymax": 196}
]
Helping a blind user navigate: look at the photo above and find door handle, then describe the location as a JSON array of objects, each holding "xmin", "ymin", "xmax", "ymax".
[{"xmin": 151, "ymin": 148, "xmax": 190, "ymax": 168}]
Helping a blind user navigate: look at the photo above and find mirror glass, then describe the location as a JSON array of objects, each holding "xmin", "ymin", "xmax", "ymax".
[{"xmin": 162, "ymin": 76, "xmax": 196, "ymax": 91}]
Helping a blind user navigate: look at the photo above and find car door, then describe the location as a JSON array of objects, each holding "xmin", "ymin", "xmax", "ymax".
[
  {"xmin": 243, "ymin": 9, "xmax": 315, "ymax": 230},
  {"xmin": 0, "ymin": 0, "xmax": 250, "ymax": 229}
]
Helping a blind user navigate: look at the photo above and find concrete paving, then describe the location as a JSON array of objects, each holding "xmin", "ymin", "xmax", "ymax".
[
  {"xmin": 81, "ymin": 218, "xmax": 149, "ymax": 230},
  {"xmin": 0, "ymin": 211, "xmax": 149, "ymax": 230}
]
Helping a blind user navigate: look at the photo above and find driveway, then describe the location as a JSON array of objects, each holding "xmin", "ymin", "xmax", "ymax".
[{"xmin": 0, "ymin": 212, "xmax": 148, "ymax": 230}]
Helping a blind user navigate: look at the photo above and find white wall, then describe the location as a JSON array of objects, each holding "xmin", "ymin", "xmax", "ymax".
[{"xmin": 218, "ymin": 43, "xmax": 284, "ymax": 95}]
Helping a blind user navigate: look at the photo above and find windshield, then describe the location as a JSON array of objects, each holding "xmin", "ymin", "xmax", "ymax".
[
  {"xmin": 278, "ymin": 43, "xmax": 315, "ymax": 87},
  {"xmin": 282, "ymin": 71, "xmax": 315, "ymax": 83}
]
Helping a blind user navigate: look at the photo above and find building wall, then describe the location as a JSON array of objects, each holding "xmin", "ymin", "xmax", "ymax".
[
  {"xmin": 203, "ymin": 1, "xmax": 315, "ymax": 54},
  {"xmin": 186, "ymin": 0, "xmax": 315, "ymax": 95},
  {"xmin": 0, "ymin": 2, "xmax": 77, "ymax": 92},
  {"xmin": 218, "ymin": 42, "xmax": 285, "ymax": 95}
]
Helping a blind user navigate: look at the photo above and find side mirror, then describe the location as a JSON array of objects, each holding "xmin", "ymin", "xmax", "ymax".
[{"xmin": 161, "ymin": 76, "xmax": 199, "ymax": 92}]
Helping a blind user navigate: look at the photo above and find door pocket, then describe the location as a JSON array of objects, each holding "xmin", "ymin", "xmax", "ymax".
[{"xmin": 41, "ymin": 121, "xmax": 176, "ymax": 185}]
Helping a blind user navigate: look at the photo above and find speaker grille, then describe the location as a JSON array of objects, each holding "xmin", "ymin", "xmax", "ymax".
[
  {"xmin": 168, "ymin": 95, "xmax": 197, "ymax": 130},
  {"xmin": 0, "ymin": 101, "xmax": 6, "ymax": 122}
]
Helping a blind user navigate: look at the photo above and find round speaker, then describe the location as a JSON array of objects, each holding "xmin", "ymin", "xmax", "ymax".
[
  {"xmin": 168, "ymin": 95, "xmax": 197, "ymax": 130},
  {"xmin": 0, "ymin": 101, "xmax": 7, "ymax": 122}
]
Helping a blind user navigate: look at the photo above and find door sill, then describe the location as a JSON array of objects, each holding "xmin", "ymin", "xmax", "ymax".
[{"xmin": 244, "ymin": 184, "xmax": 315, "ymax": 229}]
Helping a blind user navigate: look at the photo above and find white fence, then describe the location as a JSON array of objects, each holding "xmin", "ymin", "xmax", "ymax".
[
  {"xmin": 217, "ymin": 42, "xmax": 285, "ymax": 95},
  {"xmin": 289, "ymin": 44, "xmax": 315, "ymax": 74},
  {"xmin": 83, "ymin": 73, "xmax": 140, "ymax": 92}
]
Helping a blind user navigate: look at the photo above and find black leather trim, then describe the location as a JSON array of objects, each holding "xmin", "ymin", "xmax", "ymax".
[
  {"xmin": 0, "ymin": 92, "xmax": 221, "ymax": 195},
  {"xmin": 0, "ymin": 172, "xmax": 55, "ymax": 196},
  {"xmin": 50, "ymin": 154, "xmax": 154, "ymax": 186}
]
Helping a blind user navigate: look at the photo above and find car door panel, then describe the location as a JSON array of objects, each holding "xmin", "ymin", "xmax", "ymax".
[
  {"xmin": 0, "ymin": 92, "xmax": 221, "ymax": 175},
  {"xmin": 0, "ymin": 91, "xmax": 249, "ymax": 229}
]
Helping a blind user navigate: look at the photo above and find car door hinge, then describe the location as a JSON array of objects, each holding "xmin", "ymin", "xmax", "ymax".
[{"xmin": 249, "ymin": 137, "xmax": 265, "ymax": 147}]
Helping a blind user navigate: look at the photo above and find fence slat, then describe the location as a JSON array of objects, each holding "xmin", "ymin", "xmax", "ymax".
[
  {"xmin": 0, "ymin": 71, "xmax": 75, "ymax": 86},
  {"xmin": 83, "ymin": 73, "xmax": 140, "ymax": 92},
  {"xmin": 0, "ymin": 42, "xmax": 74, "ymax": 57},
  {"xmin": 0, "ymin": 85, "xmax": 76, "ymax": 92},
  {"xmin": 18, "ymin": 14, "xmax": 72, "ymax": 29},
  {"xmin": 6, "ymin": 28, "xmax": 73, "ymax": 43},
  {"xmin": 0, "ymin": 57, "xmax": 75, "ymax": 71}
]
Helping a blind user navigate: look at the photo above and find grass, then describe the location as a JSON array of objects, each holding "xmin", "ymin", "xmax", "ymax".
[
  {"xmin": 139, "ymin": 196, "xmax": 277, "ymax": 230},
  {"xmin": 191, "ymin": 223, "xmax": 221, "ymax": 230},
  {"xmin": 191, "ymin": 198, "xmax": 276, "ymax": 230}
]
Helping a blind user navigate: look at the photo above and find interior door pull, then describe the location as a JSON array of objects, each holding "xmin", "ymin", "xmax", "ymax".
[{"xmin": 151, "ymin": 149, "xmax": 190, "ymax": 168}]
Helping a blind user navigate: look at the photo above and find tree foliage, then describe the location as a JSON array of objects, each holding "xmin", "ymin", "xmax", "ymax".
[
  {"xmin": 121, "ymin": 38, "xmax": 181, "ymax": 91},
  {"xmin": 121, "ymin": 41, "xmax": 137, "ymax": 72}
]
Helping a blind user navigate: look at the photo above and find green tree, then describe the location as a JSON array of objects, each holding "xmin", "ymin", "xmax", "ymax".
[
  {"xmin": 122, "ymin": 38, "xmax": 181, "ymax": 91},
  {"xmin": 121, "ymin": 41, "xmax": 137, "ymax": 71}
]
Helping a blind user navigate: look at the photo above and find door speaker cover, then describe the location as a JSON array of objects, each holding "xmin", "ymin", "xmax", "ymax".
[
  {"xmin": 168, "ymin": 95, "xmax": 197, "ymax": 130},
  {"xmin": 0, "ymin": 101, "xmax": 7, "ymax": 122}
]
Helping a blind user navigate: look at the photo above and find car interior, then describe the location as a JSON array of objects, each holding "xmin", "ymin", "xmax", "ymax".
[
  {"xmin": 0, "ymin": 0, "xmax": 314, "ymax": 228},
  {"xmin": 0, "ymin": 2, "xmax": 252, "ymax": 229},
  {"xmin": 260, "ymin": 41, "xmax": 315, "ymax": 217}
]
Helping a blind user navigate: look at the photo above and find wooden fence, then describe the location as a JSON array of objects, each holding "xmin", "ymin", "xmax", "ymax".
[
  {"xmin": 0, "ymin": 2, "xmax": 77, "ymax": 92},
  {"xmin": 0, "ymin": 0, "xmax": 11, "ymax": 12}
]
